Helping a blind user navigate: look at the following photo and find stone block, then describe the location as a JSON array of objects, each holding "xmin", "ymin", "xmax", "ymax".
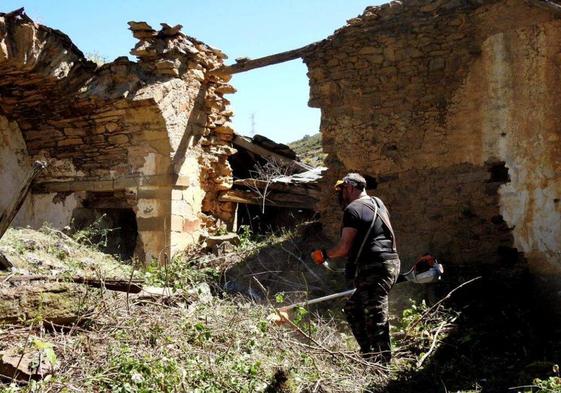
[
  {"xmin": 215, "ymin": 84, "xmax": 237, "ymax": 94},
  {"xmin": 108, "ymin": 134, "xmax": 129, "ymax": 144},
  {"xmin": 203, "ymin": 233, "xmax": 240, "ymax": 250},
  {"xmin": 63, "ymin": 127, "xmax": 86, "ymax": 136},
  {"xmin": 171, "ymin": 214, "xmax": 184, "ymax": 231},
  {"xmin": 359, "ymin": 46, "xmax": 382, "ymax": 55},
  {"xmin": 58, "ymin": 137, "xmax": 83, "ymax": 147},
  {"xmin": 367, "ymin": 54, "xmax": 385, "ymax": 64},
  {"xmin": 86, "ymin": 135, "xmax": 105, "ymax": 144},
  {"xmin": 105, "ymin": 122, "xmax": 120, "ymax": 132},
  {"xmin": 171, "ymin": 189, "xmax": 183, "ymax": 200},
  {"xmin": 214, "ymin": 123, "xmax": 234, "ymax": 134}
]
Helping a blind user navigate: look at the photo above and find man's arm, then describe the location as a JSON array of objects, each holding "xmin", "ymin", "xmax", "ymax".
[{"xmin": 327, "ymin": 227, "xmax": 358, "ymax": 259}]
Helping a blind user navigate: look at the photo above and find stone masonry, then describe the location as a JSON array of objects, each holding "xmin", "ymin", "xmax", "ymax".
[
  {"xmin": 303, "ymin": 0, "xmax": 561, "ymax": 308},
  {"xmin": 0, "ymin": 9, "xmax": 236, "ymax": 261}
]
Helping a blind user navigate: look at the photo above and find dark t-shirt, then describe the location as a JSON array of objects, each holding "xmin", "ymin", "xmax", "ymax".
[{"xmin": 342, "ymin": 196, "xmax": 398, "ymax": 278}]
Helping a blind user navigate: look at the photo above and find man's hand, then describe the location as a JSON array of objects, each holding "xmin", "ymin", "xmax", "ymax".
[{"xmin": 310, "ymin": 249, "xmax": 328, "ymax": 265}]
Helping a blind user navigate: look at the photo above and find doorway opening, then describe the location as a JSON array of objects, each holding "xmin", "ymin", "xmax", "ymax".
[{"xmin": 71, "ymin": 191, "xmax": 138, "ymax": 261}]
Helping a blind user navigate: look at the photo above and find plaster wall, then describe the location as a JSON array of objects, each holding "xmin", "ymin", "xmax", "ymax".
[
  {"xmin": 449, "ymin": 20, "xmax": 561, "ymax": 274},
  {"xmin": 0, "ymin": 115, "xmax": 30, "ymax": 215}
]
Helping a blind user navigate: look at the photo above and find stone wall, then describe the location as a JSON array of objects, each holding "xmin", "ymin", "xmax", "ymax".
[
  {"xmin": 0, "ymin": 115, "xmax": 33, "ymax": 220},
  {"xmin": 0, "ymin": 10, "xmax": 236, "ymax": 261},
  {"xmin": 303, "ymin": 0, "xmax": 561, "ymax": 285}
]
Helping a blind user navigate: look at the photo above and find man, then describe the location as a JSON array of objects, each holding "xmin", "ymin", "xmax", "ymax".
[{"xmin": 311, "ymin": 173, "xmax": 400, "ymax": 363}]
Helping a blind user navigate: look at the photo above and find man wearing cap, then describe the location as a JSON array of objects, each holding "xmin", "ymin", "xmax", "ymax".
[{"xmin": 311, "ymin": 173, "xmax": 400, "ymax": 363}]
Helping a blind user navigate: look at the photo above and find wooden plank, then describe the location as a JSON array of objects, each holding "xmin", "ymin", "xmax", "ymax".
[
  {"xmin": 233, "ymin": 178, "xmax": 320, "ymax": 198},
  {"xmin": 212, "ymin": 42, "xmax": 318, "ymax": 75},
  {"xmin": 218, "ymin": 190, "xmax": 259, "ymax": 205},
  {"xmin": 232, "ymin": 135, "xmax": 312, "ymax": 173},
  {"xmin": 219, "ymin": 190, "xmax": 316, "ymax": 209},
  {"xmin": 32, "ymin": 174, "xmax": 186, "ymax": 194},
  {"xmin": 3, "ymin": 275, "xmax": 144, "ymax": 293},
  {"xmin": 0, "ymin": 161, "xmax": 46, "ymax": 240}
]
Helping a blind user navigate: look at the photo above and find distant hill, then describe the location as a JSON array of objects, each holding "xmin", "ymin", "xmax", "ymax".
[{"xmin": 288, "ymin": 133, "xmax": 326, "ymax": 167}]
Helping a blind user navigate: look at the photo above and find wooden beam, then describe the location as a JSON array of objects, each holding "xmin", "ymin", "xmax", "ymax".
[
  {"xmin": 212, "ymin": 42, "xmax": 318, "ymax": 75},
  {"xmin": 232, "ymin": 135, "xmax": 312, "ymax": 173},
  {"xmin": 219, "ymin": 189, "xmax": 316, "ymax": 209},
  {"xmin": 233, "ymin": 178, "xmax": 320, "ymax": 198},
  {"xmin": 32, "ymin": 174, "xmax": 191, "ymax": 194},
  {"xmin": 3, "ymin": 274, "xmax": 144, "ymax": 293}
]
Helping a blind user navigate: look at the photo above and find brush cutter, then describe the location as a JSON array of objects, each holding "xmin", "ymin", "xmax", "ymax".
[
  {"xmin": 269, "ymin": 254, "xmax": 444, "ymax": 324},
  {"xmin": 396, "ymin": 254, "xmax": 444, "ymax": 284}
]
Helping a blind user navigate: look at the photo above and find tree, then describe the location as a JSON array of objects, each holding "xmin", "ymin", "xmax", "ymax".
[{"xmin": 247, "ymin": 158, "xmax": 295, "ymax": 214}]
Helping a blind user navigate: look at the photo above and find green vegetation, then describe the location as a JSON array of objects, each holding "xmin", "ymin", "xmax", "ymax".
[
  {"xmin": 1, "ymin": 226, "xmax": 559, "ymax": 392},
  {"xmin": 288, "ymin": 133, "xmax": 326, "ymax": 167},
  {"xmin": 0, "ymin": 225, "xmax": 137, "ymax": 279},
  {"xmin": 144, "ymin": 253, "xmax": 220, "ymax": 291}
]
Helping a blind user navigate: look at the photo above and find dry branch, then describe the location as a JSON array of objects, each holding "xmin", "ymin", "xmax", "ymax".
[
  {"xmin": 408, "ymin": 276, "xmax": 481, "ymax": 331},
  {"xmin": 2, "ymin": 275, "xmax": 144, "ymax": 293}
]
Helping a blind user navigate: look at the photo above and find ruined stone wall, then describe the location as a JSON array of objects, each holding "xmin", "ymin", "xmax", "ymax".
[
  {"xmin": 126, "ymin": 22, "xmax": 237, "ymax": 253},
  {"xmin": 303, "ymin": 0, "xmax": 561, "ymax": 278},
  {"xmin": 0, "ymin": 115, "xmax": 32, "ymax": 217},
  {"xmin": 0, "ymin": 10, "xmax": 236, "ymax": 261}
]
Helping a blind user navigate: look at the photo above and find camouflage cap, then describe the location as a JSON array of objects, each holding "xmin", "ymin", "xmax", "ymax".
[{"xmin": 334, "ymin": 173, "xmax": 367, "ymax": 190}]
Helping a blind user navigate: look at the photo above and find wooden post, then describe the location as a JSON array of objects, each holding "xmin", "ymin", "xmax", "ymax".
[{"xmin": 0, "ymin": 161, "xmax": 47, "ymax": 240}]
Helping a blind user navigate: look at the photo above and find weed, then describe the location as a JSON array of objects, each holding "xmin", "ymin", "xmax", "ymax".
[
  {"xmin": 70, "ymin": 214, "xmax": 117, "ymax": 251},
  {"xmin": 31, "ymin": 338, "xmax": 57, "ymax": 368},
  {"xmin": 532, "ymin": 376, "xmax": 561, "ymax": 392},
  {"xmin": 237, "ymin": 225, "xmax": 258, "ymax": 250},
  {"xmin": 95, "ymin": 346, "xmax": 185, "ymax": 393},
  {"xmin": 274, "ymin": 292, "xmax": 285, "ymax": 303},
  {"xmin": 144, "ymin": 253, "xmax": 219, "ymax": 290}
]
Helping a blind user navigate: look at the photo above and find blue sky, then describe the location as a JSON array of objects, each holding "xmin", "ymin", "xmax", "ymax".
[{"xmin": 3, "ymin": 1, "xmax": 381, "ymax": 143}]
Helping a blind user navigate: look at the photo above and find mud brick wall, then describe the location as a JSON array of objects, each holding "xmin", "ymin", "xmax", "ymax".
[
  {"xmin": 303, "ymin": 0, "xmax": 561, "ymax": 288},
  {"xmin": 0, "ymin": 10, "xmax": 237, "ymax": 261}
]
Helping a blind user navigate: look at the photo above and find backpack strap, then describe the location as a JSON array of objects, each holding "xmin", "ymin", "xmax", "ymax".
[
  {"xmin": 372, "ymin": 196, "xmax": 397, "ymax": 253},
  {"xmin": 353, "ymin": 199, "xmax": 378, "ymax": 279},
  {"xmin": 356, "ymin": 197, "xmax": 397, "ymax": 253}
]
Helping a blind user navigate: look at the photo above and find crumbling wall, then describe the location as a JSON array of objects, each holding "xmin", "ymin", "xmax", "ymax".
[
  {"xmin": 0, "ymin": 10, "xmax": 236, "ymax": 261},
  {"xmin": 450, "ymin": 17, "xmax": 561, "ymax": 312},
  {"xmin": 0, "ymin": 115, "xmax": 32, "ymax": 216},
  {"xmin": 303, "ymin": 0, "xmax": 561, "ymax": 280}
]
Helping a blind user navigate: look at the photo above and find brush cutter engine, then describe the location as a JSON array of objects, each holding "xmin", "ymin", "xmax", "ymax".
[{"xmin": 401, "ymin": 254, "xmax": 444, "ymax": 284}]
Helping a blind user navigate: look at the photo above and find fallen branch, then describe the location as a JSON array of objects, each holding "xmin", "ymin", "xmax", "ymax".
[
  {"xmin": 2, "ymin": 275, "xmax": 144, "ymax": 293},
  {"xmin": 416, "ymin": 320, "xmax": 447, "ymax": 368},
  {"xmin": 408, "ymin": 276, "xmax": 481, "ymax": 332}
]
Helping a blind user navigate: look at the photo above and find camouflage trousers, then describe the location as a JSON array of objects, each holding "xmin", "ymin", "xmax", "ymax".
[{"xmin": 344, "ymin": 258, "xmax": 400, "ymax": 362}]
